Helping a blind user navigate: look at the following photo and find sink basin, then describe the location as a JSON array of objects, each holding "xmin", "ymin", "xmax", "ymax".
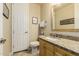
[{"xmin": 46, "ymin": 36, "xmax": 58, "ymax": 41}]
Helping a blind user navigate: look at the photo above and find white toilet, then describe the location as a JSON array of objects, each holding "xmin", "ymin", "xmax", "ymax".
[{"xmin": 30, "ymin": 41, "xmax": 39, "ymax": 55}]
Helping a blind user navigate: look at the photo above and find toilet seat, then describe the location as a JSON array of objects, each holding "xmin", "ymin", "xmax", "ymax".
[{"xmin": 30, "ymin": 41, "xmax": 39, "ymax": 47}]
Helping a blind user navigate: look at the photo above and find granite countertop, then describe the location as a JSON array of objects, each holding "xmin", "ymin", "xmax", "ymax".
[{"xmin": 39, "ymin": 35, "xmax": 79, "ymax": 54}]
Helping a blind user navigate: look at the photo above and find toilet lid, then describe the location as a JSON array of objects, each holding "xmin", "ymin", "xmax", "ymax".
[{"xmin": 30, "ymin": 41, "xmax": 39, "ymax": 47}]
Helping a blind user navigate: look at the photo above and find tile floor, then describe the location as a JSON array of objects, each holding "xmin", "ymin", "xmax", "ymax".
[
  {"xmin": 13, "ymin": 50, "xmax": 39, "ymax": 56},
  {"xmin": 13, "ymin": 50, "xmax": 32, "ymax": 56}
]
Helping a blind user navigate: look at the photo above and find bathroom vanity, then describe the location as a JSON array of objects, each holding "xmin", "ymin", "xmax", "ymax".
[
  {"xmin": 39, "ymin": 3, "xmax": 79, "ymax": 56},
  {"xmin": 39, "ymin": 36, "xmax": 79, "ymax": 56}
]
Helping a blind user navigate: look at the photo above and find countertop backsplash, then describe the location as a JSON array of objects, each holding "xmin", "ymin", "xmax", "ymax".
[
  {"xmin": 52, "ymin": 31, "xmax": 79, "ymax": 37},
  {"xmin": 51, "ymin": 31, "xmax": 79, "ymax": 41}
]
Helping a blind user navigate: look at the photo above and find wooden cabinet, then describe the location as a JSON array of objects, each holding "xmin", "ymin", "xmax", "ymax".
[{"xmin": 39, "ymin": 39, "xmax": 77, "ymax": 56}]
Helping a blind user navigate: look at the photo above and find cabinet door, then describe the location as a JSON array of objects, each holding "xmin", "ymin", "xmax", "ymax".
[
  {"xmin": 55, "ymin": 46, "xmax": 76, "ymax": 56},
  {"xmin": 55, "ymin": 47, "xmax": 65, "ymax": 56},
  {"xmin": 45, "ymin": 48, "xmax": 54, "ymax": 56},
  {"xmin": 39, "ymin": 39, "xmax": 46, "ymax": 56},
  {"xmin": 44, "ymin": 42, "xmax": 54, "ymax": 56},
  {"xmin": 39, "ymin": 39, "xmax": 54, "ymax": 56}
]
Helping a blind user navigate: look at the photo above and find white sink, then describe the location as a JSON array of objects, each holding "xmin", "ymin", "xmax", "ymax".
[{"xmin": 46, "ymin": 36, "xmax": 58, "ymax": 41}]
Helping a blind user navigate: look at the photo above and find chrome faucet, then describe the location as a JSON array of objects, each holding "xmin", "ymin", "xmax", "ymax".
[{"xmin": 50, "ymin": 33, "xmax": 62, "ymax": 38}]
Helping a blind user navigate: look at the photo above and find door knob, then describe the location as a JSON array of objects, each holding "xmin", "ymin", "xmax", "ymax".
[
  {"xmin": 25, "ymin": 32, "xmax": 28, "ymax": 33},
  {"xmin": 0, "ymin": 38, "xmax": 6, "ymax": 44}
]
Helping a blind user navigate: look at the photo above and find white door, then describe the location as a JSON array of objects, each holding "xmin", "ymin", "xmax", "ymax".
[{"xmin": 12, "ymin": 3, "xmax": 29, "ymax": 52}]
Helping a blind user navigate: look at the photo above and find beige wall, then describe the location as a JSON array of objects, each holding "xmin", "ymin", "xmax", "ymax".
[
  {"xmin": 29, "ymin": 4, "xmax": 41, "ymax": 42},
  {"xmin": 41, "ymin": 4, "xmax": 52, "ymax": 36},
  {"xmin": 3, "ymin": 3, "xmax": 12, "ymax": 55},
  {"xmin": 54, "ymin": 4, "xmax": 74, "ymax": 29}
]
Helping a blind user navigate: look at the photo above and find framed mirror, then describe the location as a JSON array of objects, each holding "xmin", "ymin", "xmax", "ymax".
[{"xmin": 51, "ymin": 3, "xmax": 79, "ymax": 32}]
